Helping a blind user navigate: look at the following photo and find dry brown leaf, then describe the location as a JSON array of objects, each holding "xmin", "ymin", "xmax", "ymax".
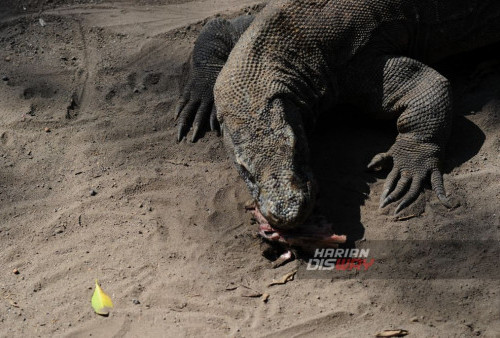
[
  {"xmin": 268, "ymin": 269, "xmax": 297, "ymax": 287},
  {"xmin": 375, "ymin": 329, "xmax": 409, "ymax": 337}
]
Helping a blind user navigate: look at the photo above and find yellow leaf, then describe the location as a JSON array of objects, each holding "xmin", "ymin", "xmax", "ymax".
[{"xmin": 91, "ymin": 279, "xmax": 114, "ymax": 316}]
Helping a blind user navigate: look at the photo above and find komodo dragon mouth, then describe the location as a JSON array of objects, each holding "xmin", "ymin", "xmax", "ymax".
[{"xmin": 246, "ymin": 201, "xmax": 347, "ymax": 266}]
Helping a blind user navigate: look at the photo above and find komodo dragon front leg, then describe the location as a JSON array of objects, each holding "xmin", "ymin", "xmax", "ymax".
[
  {"xmin": 342, "ymin": 55, "xmax": 454, "ymax": 213},
  {"xmin": 175, "ymin": 15, "xmax": 254, "ymax": 142}
]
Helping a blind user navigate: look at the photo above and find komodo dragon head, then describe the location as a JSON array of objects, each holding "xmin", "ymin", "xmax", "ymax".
[{"xmin": 216, "ymin": 93, "xmax": 316, "ymax": 230}]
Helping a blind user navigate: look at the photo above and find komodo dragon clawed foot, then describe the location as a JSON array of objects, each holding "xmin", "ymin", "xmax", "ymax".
[
  {"xmin": 175, "ymin": 16, "xmax": 255, "ymax": 142},
  {"xmin": 368, "ymin": 137, "xmax": 453, "ymax": 215}
]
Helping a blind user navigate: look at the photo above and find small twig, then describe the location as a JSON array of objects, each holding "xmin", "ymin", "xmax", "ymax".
[{"xmin": 395, "ymin": 214, "xmax": 418, "ymax": 221}]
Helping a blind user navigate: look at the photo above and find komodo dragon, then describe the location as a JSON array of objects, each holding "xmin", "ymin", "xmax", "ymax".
[{"xmin": 175, "ymin": 0, "xmax": 500, "ymax": 247}]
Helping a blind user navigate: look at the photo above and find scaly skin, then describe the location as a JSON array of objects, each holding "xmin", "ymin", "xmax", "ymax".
[{"xmin": 177, "ymin": 0, "xmax": 500, "ymax": 232}]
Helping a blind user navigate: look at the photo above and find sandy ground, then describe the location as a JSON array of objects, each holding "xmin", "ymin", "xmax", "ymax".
[{"xmin": 0, "ymin": 1, "xmax": 499, "ymax": 337}]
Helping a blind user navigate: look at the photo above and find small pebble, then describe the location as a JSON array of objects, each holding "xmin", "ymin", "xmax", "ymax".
[
  {"xmin": 410, "ymin": 316, "xmax": 419, "ymax": 322},
  {"xmin": 2, "ymin": 75, "xmax": 8, "ymax": 81},
  {"xmin": 44, "ymin": 127, "xmax": 51, "ymax": 133},
  {"xmin": 132, "ymin": 299, "xmax": 140, "ymax": 305},
  {"xmin": 13, "ymin": 268, "xmax": 20, "ymax": 275},
  {"xmin": 5, "ymin": 56, "xmax": 11, "ymax": 62},
  {"xmin": 90, "ymin": 189, "xmax": 97, "ymax": 196}
]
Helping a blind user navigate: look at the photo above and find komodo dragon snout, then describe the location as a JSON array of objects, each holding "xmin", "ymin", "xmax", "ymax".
[
  {"xmin": 220, "ymin": 97, "xmax": 316, "ymax": 230},
  {"xmin": 257, "ymin": 169, "xmax": 316, "ymax": 230}
]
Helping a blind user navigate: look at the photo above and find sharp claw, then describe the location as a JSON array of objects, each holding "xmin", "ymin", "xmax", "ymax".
[
  {"xmin": 430, "ymin": 170, "xmax": 455, "ymax": 208},
  {"xmin": 367, "ymin": 158, "xmax": 379, "ymax": 170},
  {"xmin": 378, "ymin": 167, "xmax": 399, "ymax": 208},
  {"xmin": 174, "ymin": 108, "xmax": 181, "ymax": 121},
  {"xmin": 380, "ymin": 196, "xmax": 393, "ymax": 208},
  {"xmin": 394, "ymin": 201, "xmax": 407, "ymax": 214},
  {"xmin": 177, "ymin": 125, "xmax": 187, "ymax": 142},
  {"xmin": 382, "ymin": 176, "xmax": 411, "ymax": 208},
  {"xmin": 191, "ymin": 126, "xmax": 199, "ymax": 143},
  {"xmin": 367, "ymin": 152, "xmax": 390, "ymax": 170},
  {"xmin": 394, "ymin": 176, "xmax": 425, "ymax": 214},
  {"xmin": 175, "ymin": 108, "xmax": 182, "ymax": 121},
  {"xmin": 175, "ymin": 99, "xmax": 188, "ymax": 120},
  {"xmin": 393, "ymin": 196, "xmax": 412, "ymax": 215},
  {"xmin": 379, "ymin": 188, "xmax": 390, "ymax": 207}
]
